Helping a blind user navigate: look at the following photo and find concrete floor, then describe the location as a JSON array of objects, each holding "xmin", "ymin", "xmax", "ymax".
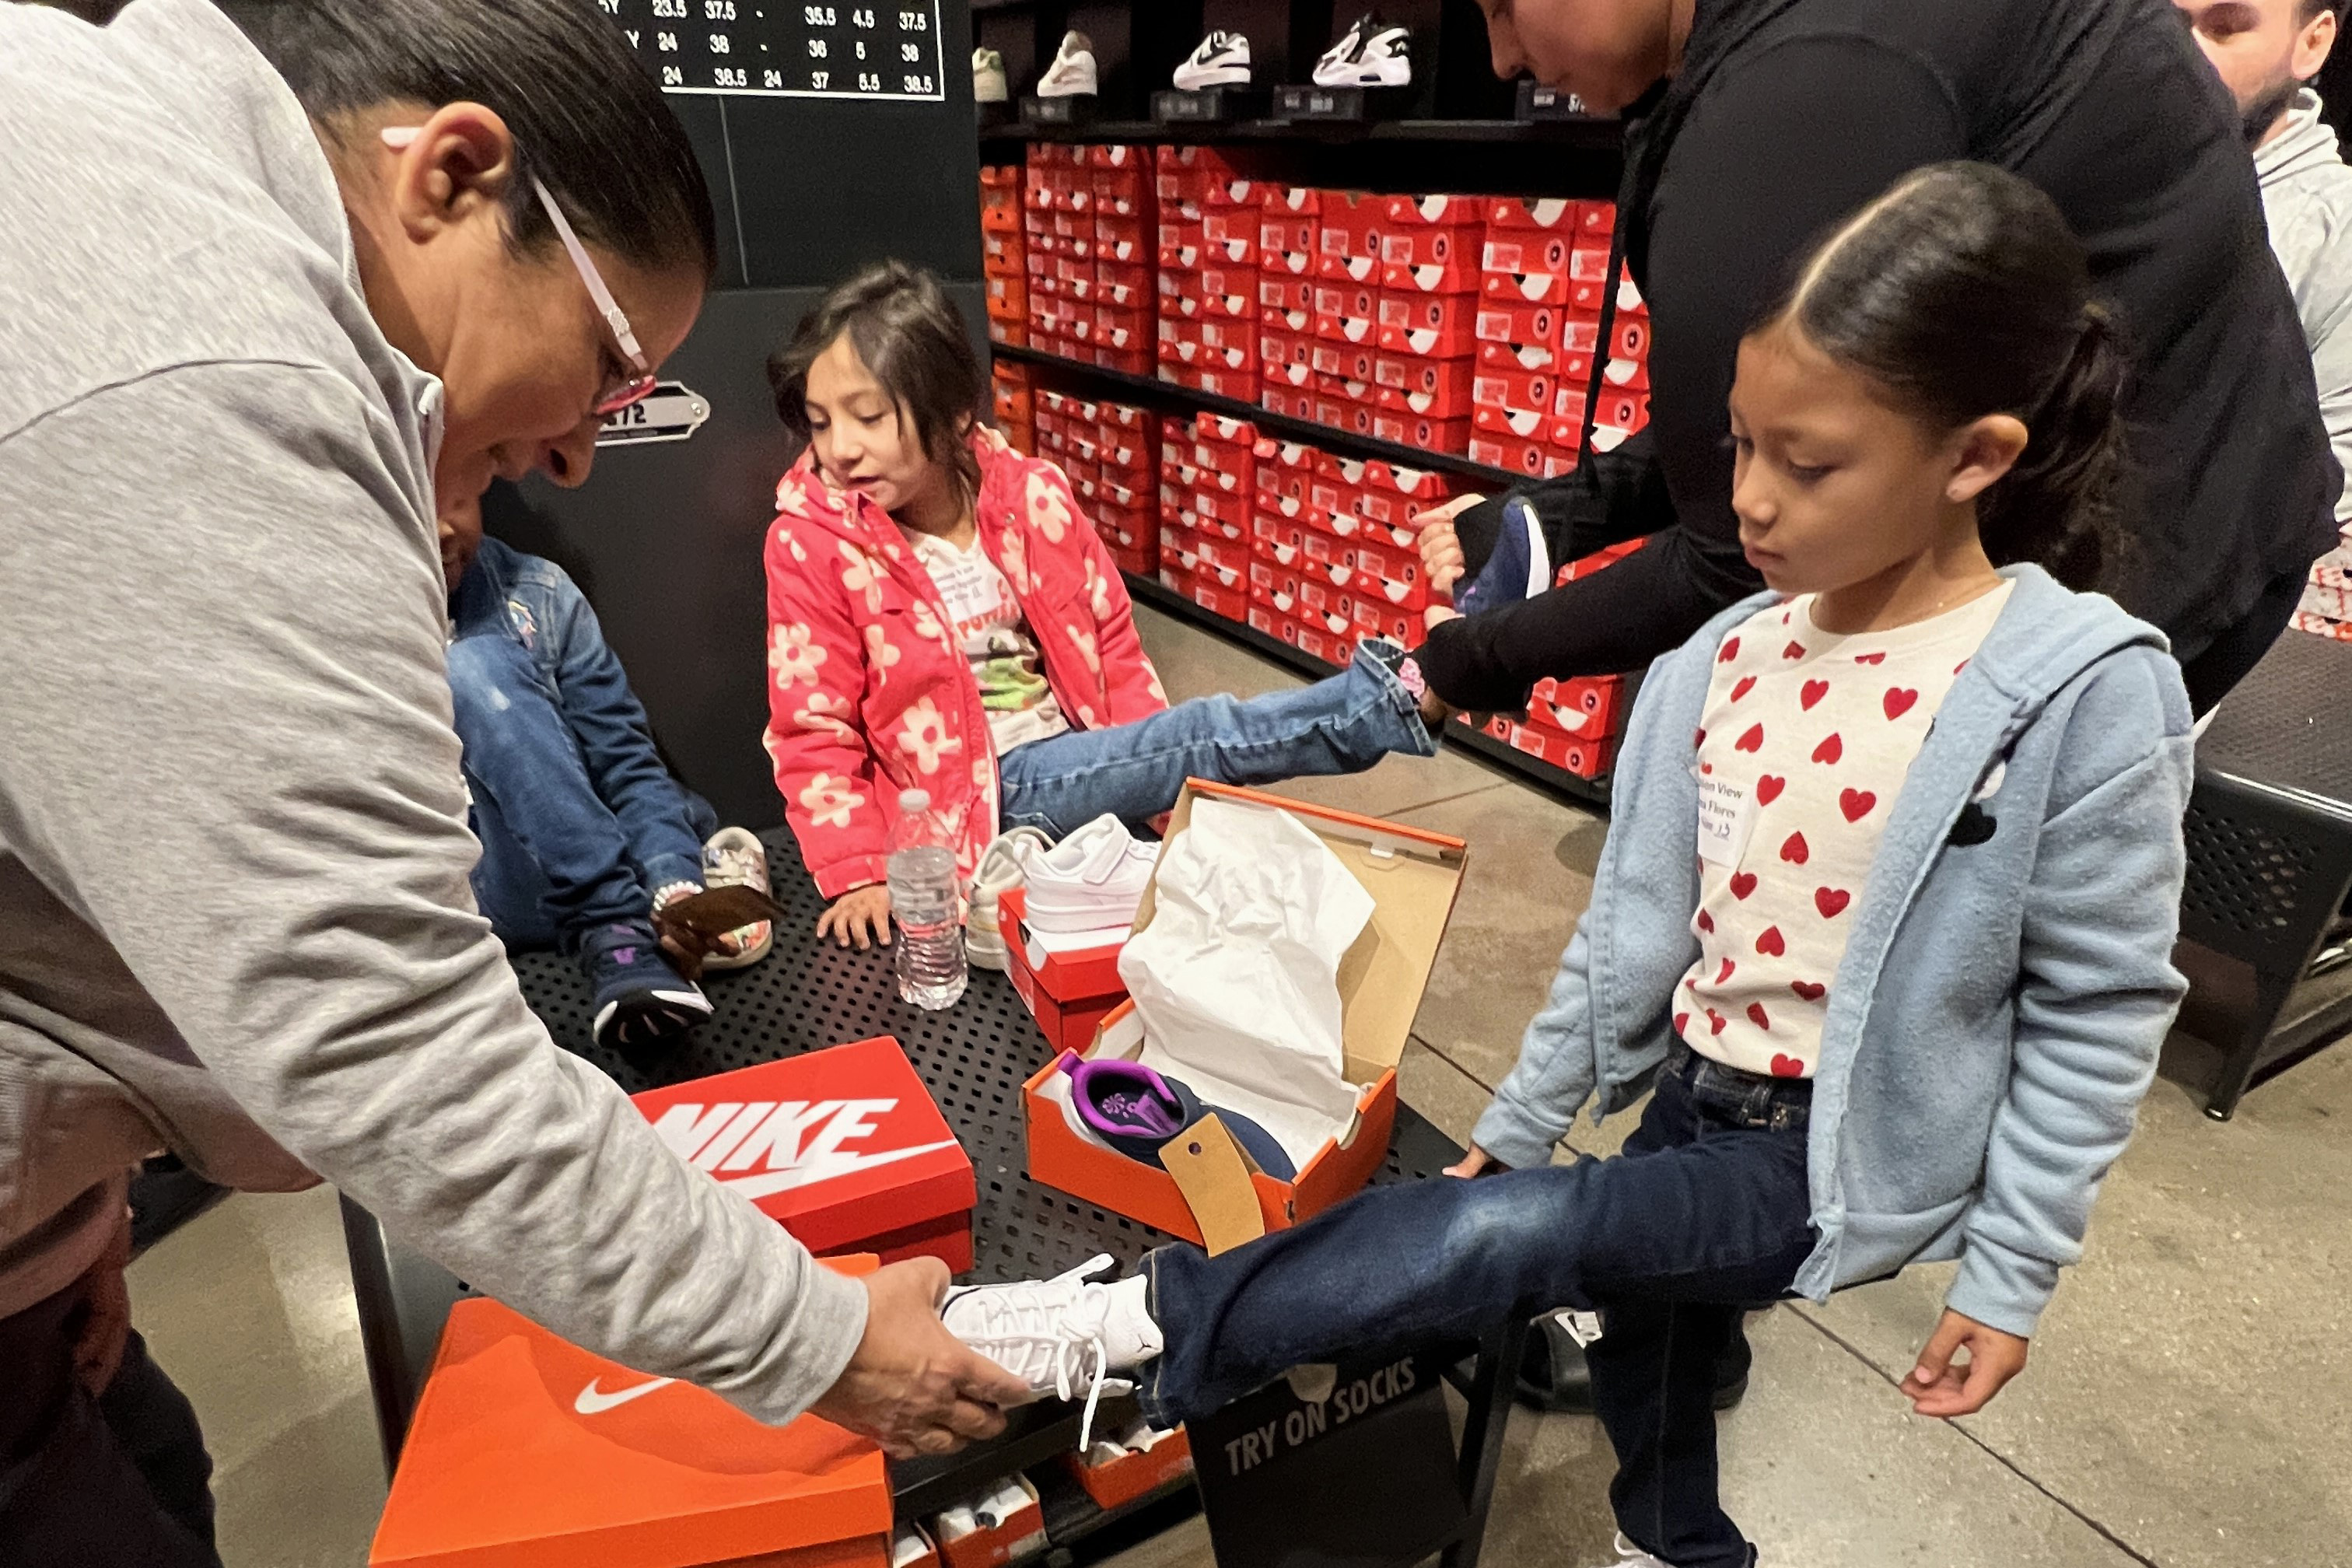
[{"xmin": 125, "ymin": 604, "xmax": 2352, "ymax": 1567}]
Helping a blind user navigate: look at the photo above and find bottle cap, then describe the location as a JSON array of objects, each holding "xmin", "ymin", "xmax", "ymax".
[{"xmin": 899, "ymin": 789, "xmax": 932, "ymax": 813}]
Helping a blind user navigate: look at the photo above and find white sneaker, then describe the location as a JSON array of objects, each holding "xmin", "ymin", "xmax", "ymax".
[
  {"xmin": 1021, "ymin": 814, "xmax": 1157, "ymax": 934},
  {"xmin": 1313, "ymin": 12, "xmax": 1412, "ymax": 89},
  {"xmin": 965, "ymin": 826, "xmax": 1053, "ymax": 971},
  {"xmin": 1173, "ymin": 30, "xmax": 1252, "ymax": 91},
  {"xmin": 1037, "ymin": 30, "xmax": 1098, "ymax": 98},
  {"xmin": 1587, "ymin": 1533, "xmax": 1677, "ymax": 1567},
  {"xmin": 695, "ymin": 826, "xmax": 773, "ymax": 970},
  {"xmin": 941, "ymin": 1255, "xmax": 1164, "ymax": 1446},
  {"xmin": 973, "ymin": 47, "xmax": 1009, "ymax": 104}
]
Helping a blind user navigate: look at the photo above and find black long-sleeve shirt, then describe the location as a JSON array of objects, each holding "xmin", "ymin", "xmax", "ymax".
[{"xmin": 1417, "ymin": 0, "xmax": 2336, "ymax": 714}]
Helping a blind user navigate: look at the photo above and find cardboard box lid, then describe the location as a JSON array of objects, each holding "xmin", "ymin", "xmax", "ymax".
[
  {"xmin": 371, "ymin": 1290, "xmax": 890, "ymax": 1568},
  {"xmin": 1129, "ymin": 781, "xmax": 1468, "ymax": 1085},
  {"xmin": 632, "ymin": 1038, "xmax": 975, "ymax": 1256}
]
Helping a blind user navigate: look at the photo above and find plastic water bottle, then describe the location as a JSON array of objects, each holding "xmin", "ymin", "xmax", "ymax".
[{"xmin": 888, "ymin": 788, "xmax": 968, "ymax": 1010}]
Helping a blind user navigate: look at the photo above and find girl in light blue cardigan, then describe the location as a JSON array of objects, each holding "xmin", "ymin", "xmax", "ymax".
[{"xmin": 950, "ymin": 164, "xmax": 2196, "ymax": 1568}]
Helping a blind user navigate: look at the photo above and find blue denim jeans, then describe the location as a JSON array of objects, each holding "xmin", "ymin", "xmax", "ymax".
[
  {"xmin": 992, "ymin": 645, "xmax": 1433, "ymax": 838},
  {"xmin": 1139, "ymin": 1045, "xmax": 1816, "ymax": 1568},
  {"xmin": 447, "ymin": 538, "xmax": 716, "ymax": 954}
]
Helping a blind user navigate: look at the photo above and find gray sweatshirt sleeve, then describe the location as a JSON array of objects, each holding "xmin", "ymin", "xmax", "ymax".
[{"xmin": 0, "ymin": 363, "xmax": 866, "ymax": 1423}]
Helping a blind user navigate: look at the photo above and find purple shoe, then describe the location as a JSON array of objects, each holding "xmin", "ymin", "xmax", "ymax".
[{"xmin": 1056, "ymin": 1053, "xmax": 1297, "ymax": 1179}]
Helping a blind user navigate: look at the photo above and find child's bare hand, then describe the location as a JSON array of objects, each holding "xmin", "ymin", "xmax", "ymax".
[
  {"xmin": 1444, "ymin": 1144, "xmax": 1508, "ymax": 1179},
  {"xmin": 1901, "ymin": 1308, "xmax": 2028, "ymax": 1417},
  {"xmin": 817, "ymin": 885, "xmax": 893, "ymax": 950}
]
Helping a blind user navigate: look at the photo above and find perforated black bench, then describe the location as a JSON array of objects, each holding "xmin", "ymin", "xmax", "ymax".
[
  {"xmin": 2179, "ymin": 628, "xmax": 2352, "ymax": 1118},
  {"xmin": 340, "ymin": 828, "xmax": 1522, "ymax": 1565}
]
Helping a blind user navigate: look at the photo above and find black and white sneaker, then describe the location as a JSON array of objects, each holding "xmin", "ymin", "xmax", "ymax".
[
  {"xmin": 1173, "ymin": 30, "xmax": 1253, "ymax": 91},
  {"xmin": 1312, "ymin": 12, "xmax": 1412, "ymax": 89}
]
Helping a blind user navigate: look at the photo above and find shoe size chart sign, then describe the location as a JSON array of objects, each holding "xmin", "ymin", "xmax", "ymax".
[
  {"xmin": 1190, "ymin": 1349, "xmax": 1467, "ymax": 1568},
  {"xmin": 595, "ymin": 0, "xmax": 946, "ymax": 100}
]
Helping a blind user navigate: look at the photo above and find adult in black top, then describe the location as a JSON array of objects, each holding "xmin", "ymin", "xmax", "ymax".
[{"xmin": 1419, "ymin": 0, "xmax": 2337, "ymax": 716}]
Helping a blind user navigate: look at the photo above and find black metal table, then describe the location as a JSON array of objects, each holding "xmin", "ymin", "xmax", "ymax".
[
  {"xmin": 2180, "ymin": 628, "xmax": 2352, "ymax": 1118},
  {"xmin": 341, "ymin": 828, "xmax": 1522, "ymax": 1566}
]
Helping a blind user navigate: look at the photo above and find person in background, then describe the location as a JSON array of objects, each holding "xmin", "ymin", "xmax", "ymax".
[
  {"xmin": 761, "ymin": 263, "xmax": 1444, "ymax": 953},
  {"xmin": 0, "ymin": 4, "xmax": 1023, "ymax": 1560},
  {"xmin": 438, "ymin": 492, "xmax": 772, "ymax": 1058},
  {"xmin": 1414, "ymin": 0, "xmax": 2333, "ymax": 722},
  {"xmin": 2177, "ymin": 0, "xmax": 2352, "ymax": 583}
]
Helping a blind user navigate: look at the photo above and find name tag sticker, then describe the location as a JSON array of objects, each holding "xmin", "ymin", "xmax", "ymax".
[{"xmin": 1696, "ymin": 774, "xmax": 1755, "ymax": 869}]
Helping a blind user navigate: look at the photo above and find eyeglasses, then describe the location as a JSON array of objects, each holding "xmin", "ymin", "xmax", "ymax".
[{"xmin": 380, "ymin": 126, "xmax": 660, "ymax": 418}]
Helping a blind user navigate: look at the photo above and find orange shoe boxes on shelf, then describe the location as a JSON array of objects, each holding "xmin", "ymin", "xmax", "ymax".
[
  {"xmin": 1021, "ymin": 781, "xmax": 1468, "ymax": 1246},
  {"xmin": 1059, "ymin": 1426, "xmax": 1195, "ymax": 1511},
  {"xmin": 369, "ymin": 1283, "xmax": 891, "ymax": 1568},
  {"xmin": 634, "ymin": 1037, "xmax": 978, "ymax": 1273},
  {"xmin": 999, "ymin": 885, "xmax": 1129, "ymax": 1055}
]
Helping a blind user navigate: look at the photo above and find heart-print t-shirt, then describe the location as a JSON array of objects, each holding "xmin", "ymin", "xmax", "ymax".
[{"xmin": 1676, "ymin": 580, "xmax": 2013, "ymax": 1080}]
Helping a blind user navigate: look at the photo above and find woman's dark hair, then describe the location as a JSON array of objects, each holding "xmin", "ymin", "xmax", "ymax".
[
  {"xmin": 222, "ymin": 0, "xmax": 717, "ymax": 282},
  {"xmin": 1753, "ymin": 162, "xmax": 2128, "ymax": 590},
  {"xmin": 768, "ymin": 261, "xmax": 987, "ymax": 500}
]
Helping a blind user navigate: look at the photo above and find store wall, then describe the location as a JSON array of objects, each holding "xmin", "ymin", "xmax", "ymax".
[{"xmin": 485, "ymin": 2, "xmax": 985, "ymax": 829}]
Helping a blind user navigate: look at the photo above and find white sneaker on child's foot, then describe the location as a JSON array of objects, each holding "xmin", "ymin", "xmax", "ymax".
[
  {"xmin": 940, "ymin": 1255, "xmax": 1164, "ymax": 1444},
  {"xmin": 1585, "ymin": 1532, "xmax": 1677, "ymax": 1567}
]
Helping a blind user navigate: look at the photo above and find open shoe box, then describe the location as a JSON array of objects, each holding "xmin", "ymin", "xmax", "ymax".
[
  {"xmin": 929, "ymin": 1475, "xmax": 1045, "ymax": 1568},
  {"xmin": 999, "ymin": 886, "xmax": 1128, "ymax": 1055},
  {"xmin": 1059, "ymin": 1426, "xmax": 1194, "ymax": 1512},
  {"xmin": 1021, "ymin": 781, "xmax": 1468, "ymax": 1246}
]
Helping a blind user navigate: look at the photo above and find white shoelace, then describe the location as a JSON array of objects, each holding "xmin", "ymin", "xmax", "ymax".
[
  {"xmin": 954, "ymin": 1255, "xmax": 1122, "ymax": 1446},
  {"xmin": 706, "ymin": 843, "xmax": 762, "ymax": 888}
]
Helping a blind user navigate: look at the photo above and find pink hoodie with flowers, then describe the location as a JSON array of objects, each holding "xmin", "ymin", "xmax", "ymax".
[{"xmin": 763, "ymin": 429, "xmax": 1168, "ymax": 898}]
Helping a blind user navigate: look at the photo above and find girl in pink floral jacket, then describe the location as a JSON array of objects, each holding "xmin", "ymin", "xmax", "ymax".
[{"xmin": 765, "ymin": 264, "xmax": 1440, "ymax": 947}]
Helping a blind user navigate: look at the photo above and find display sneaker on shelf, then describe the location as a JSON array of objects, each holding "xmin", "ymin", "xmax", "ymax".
[
  {"xmin": 698, "ymin": 825, "xmax": 775, "ymax": 969},
  {"xmin": 940, "ymin": 1254, "xmax": 1164, "ymax": 1445},
  {"xmin": 1588, "ymin": 1534, "xmax": 1677, "ymax": 1567},
  {"xmin": 1173, "ymin": 30, "xmax": 1252, "ymax": 91},
  {"xmin": 1452, "ymin": 492, "xmax": 1551, "ymax": 617},
  {"xmin": 1312, "ymin": 12, "xmax": 1412, "ymax": 89},
  {"xmin": 1037, "ymin": 30, "xmax": 1099, "ymax": 98},
  {"xmin": 1021, "ymin": 814, "xmax": 1157, "ymax": 933},
  {"xmin": 964, "ymin": 824, "xmax": 1054, "ymax": 971},
  {"xmin": 974, "ymin": 47, "xmax": 1010, "ymax": 104},
  {"xmin": 580, "ymin": 919, "xmax": 712, "ymax": 1055}
]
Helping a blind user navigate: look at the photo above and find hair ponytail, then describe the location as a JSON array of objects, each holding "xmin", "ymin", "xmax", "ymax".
[
  {"xmin": 1979, "ymin": 302, "xmax": 2129, "ymax": 590},
  {"xmin": 1754, "ymin": 162, "xmax": 2133, "ymax": 592}
]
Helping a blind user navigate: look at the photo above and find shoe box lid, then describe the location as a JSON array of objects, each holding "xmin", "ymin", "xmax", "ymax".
[
  {"xmin": 1022, "ymin": 782, "xmax": 1468, "ymax": 1245},
  {"xmin": 631, "ymin": 1038, "xmax": 976, "ymax": 1256},
  {"xmin": 369, "ymin": 1276, "xmax": 891, "ymax": 1568}
]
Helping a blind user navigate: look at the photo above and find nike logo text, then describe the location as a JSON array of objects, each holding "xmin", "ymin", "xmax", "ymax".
[
  {"xmin": 648, "ymin": 1097, "xmax": 957, "ymax": 1198},
  {"xmin": 575, "ymin": 1376, "xmax": 677, "ymax": 1415}
]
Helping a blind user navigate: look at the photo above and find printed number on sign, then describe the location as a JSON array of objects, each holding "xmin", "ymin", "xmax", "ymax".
[
  {"xmin": 651, "ymin": 0, "xmax": 684, "ymax": 14},
  {"xmin": 657, "ymin": 30, "xmax": 677, "ymax": 50},
  {"xmin": 709, "ymin": 33, "xmax": 730, "ymax": 52},
  {"xmin": 901, "ymin": 41, "xmax": 919, "ymax": 60},
  {"xmin": 809, "ymin": 37, "xmax": 827, "ymax": 56},
  {"xmin": 852, "ymin": 6, "xmax": 877, "ymax": 23},
  {"xmin": 901, "ymin": 74, "xmax": 933, "ymax": 93},
  {"xmin": 805, "ymin": 4, "xmax": 835, "ymax": 23},
  {"xmin": 764, "ymin": 68, "xmax": 784, "ymax": 86},
  {"xmin": 713, "ymin": 65, "xmax": 746, "ymax": 86},
  {"xmin": 661, "ymin": 65, "xmax": 682, "ymax": 83},
  {"xmin": 704, "ymin": 0, "xmax": 736, "ymax": 16},
  {"xmin": 899, "ymin": 9, "xmax": 928, "ymax": 27},
  {"xmin": 810, "ymin": 69, "xmax": 829, "ymax": 88},
  {"xmin": 859, "ymin": 70, "xmax": 880, "ymax": 89}
]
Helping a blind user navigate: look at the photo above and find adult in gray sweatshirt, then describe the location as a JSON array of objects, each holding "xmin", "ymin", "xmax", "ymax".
[
  {"xmin": 2180, "ymin": 0, "xmax": 2352, "ymax": 529},
  {"xmin": 0, "ymin": 0, "xmax": 1020, "ymax": 1555}
]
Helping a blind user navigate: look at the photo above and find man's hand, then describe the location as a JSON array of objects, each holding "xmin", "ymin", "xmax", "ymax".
[
  {"xmin": 1900, "ymin": 1308, "xmax": 2029, "ymax": 1418},
  {"xmin": 810, "ymin": 1258, "xmax": 1030, "ymax": 1458},
  {"xmin": 1415, "ymin": 493, "xmax": 1486, "ymax": 599},
  {"xmin": 816, "ymin": 884, "xmax": 893, "ymax": 950},
  {"xmin": 72, "ymin": 1208, "xmax": 134, "ymax": 1396},
  {"xmin": 1443, "ymin": 1144, "xmax": 1509, "ymax": 1179}
]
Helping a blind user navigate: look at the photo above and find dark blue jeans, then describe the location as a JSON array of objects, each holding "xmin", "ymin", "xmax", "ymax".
[
  {"xmin": 993, "ymin": 645, "xmax": 1432, "ymax": 838},
  {"xmin": 1139, "ymin": 1046, "xmax": 1816, "ymax": 1568},
  {"xmin": 448, "ymin": 540, "xmax": 716, "ymax": 954}
]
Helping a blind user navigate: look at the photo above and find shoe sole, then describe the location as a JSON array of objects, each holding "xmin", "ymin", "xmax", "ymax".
[{"xmin": 1174, "ymin": 65, "xmax": 1251, "ymax": 89}]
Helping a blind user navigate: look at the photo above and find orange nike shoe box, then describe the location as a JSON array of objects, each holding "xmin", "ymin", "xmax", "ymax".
[
  {"xmin": 369, "ymin": 1284, "xmax": 891, "ymax": 1568},
  {"xmin": 1022, "ymin": 782, "xmax": 1468, "ymax": 1247},
  {"xmin": 999, "ymin": 886, "xmax": 1129, "ymax": 1055},
  {"xmin": 632, "ymin": 1037, "xmax": 977, "ymax": 1274},
  {"xmin": 1059, "ymin": 1426, "xmax": 1195, "ymax": 1511}
]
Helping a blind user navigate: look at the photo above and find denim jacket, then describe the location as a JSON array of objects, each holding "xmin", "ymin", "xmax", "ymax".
[
  {"xmin": 1472, "ymin": 565, "xmax": 2196, "ymax": 1337},
  {"xmin": 447, "ymin": 537, "xmax": 705, "ymax": 894}
]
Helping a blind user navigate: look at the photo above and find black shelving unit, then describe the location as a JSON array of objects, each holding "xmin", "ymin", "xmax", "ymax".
[
  {"xmin": 1123, "ymin": 574, "xmax": 1615, "ymax": 810},
  {"xmin": 995, "ymin": 340, "xmax": 1527, "ymax": 488}
]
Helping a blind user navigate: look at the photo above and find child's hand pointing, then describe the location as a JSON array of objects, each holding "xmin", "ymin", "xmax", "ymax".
[{"xmin": 1901, "ymin": 1309, "xmax": 2028, "ymax": 1417}]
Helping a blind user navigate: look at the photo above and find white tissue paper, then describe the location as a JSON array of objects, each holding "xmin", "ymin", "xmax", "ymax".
[{"xmin": 1117, "ymin": 795, "xmax": 1374, "ymax": 1169}]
